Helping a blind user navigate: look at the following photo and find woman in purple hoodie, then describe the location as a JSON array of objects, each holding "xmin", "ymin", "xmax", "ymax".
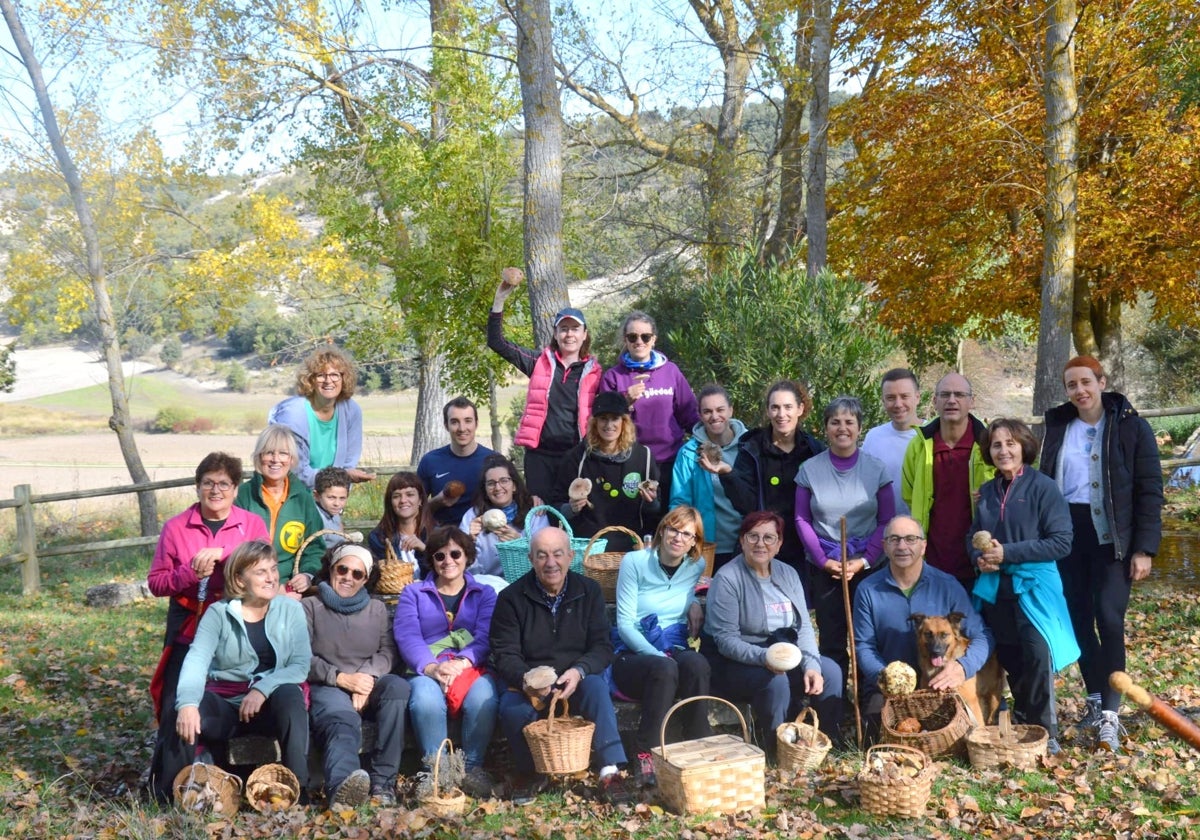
[
  {"xmin": 600, "ymin": 311, "xmax": 699, "ymax": 518},
  {"xmin": 394, "ymin": 526, "xmax": 498, "ymax": 798}
]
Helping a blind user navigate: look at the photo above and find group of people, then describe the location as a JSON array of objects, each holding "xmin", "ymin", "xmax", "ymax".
[{"xmin": 143, "ymin": 274, "xmax": 1163, "ymax": 810}]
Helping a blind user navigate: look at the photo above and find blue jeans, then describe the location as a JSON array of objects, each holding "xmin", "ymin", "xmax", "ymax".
[
  {"xmin": 310, "ymin": 675, "xmax": 409, "ymax": 798},
  {"xmin": 497, "ymin": 674, "xmax": 626, "ymax": 776},
  {"xmin": 407, "ymin": 673, "xmax": 499, "ymax": 769},
  {"xmin": 710, "ymin": 653, "xmax": 844, "ymax": 741}
]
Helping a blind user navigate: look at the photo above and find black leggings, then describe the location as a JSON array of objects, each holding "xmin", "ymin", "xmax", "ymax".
[
  {"xmin": 982, "ymin": 576, "xmax": 1057, "ymax": 737},
  {"xmin": 1058, "ymin": 504, "xmax": 1132, "ymax": 712}
]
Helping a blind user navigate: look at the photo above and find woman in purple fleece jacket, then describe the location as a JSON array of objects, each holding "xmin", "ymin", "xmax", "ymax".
[
  {"xmin": 600, "ymin": 311, "xmax": 699, "ymax": 516},
  {"xmin": 394, "ymin": 526, "xmax": 498, "ymax": 797}
]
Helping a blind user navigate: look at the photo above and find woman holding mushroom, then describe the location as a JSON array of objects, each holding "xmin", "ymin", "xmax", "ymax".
[{"xmin": 460, "ymin": 454, "xmax": 547, "ymax": 581}]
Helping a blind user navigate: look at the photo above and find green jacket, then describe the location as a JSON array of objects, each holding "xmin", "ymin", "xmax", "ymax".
[
  {"xmin": 901, "ymin": 415, "xmax": 994, "ymax": 530},
  {"xmin": 235, "ymin": 472, "xmax": 326, "ymax": 578}
]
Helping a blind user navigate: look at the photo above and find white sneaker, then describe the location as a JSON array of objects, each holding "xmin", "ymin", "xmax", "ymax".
[{"xmin": 1096, "ymin": 710, "xmax": 1124, "ymax": 753}]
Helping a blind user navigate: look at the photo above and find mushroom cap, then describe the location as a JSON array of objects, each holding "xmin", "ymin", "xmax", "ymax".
[
  {"xmin": 480, "ymin": 509, "xmax": 508, "ymax": 532},
  {"xmin": 568, "ymin": 477, "xmax": 593, "ymax": 501},
  {"xmin": 765, "ymin": 642, "xmax": 803, "ymax": 671},
  {"xmin": 971, "ymin": 530, "xmax": 993, "ymax": 551},
  {"xmin": 880, "ymin": 660, "xmax": 918, "ymax": 696}
]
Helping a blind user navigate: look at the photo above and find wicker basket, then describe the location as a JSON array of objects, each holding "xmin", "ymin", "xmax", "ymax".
[
  {"xmin": 497, "ymin": 505, "xmax": 605, "ymax": 582},
  {"xmin": 882, "ymin": 689, "xmax": 971, "ymax": 758},
  {"xmin": 375, "ymin": 539, "xmax": 415, "ymax": 595},
  {"xmin": 173, "ymin": 762, "xmax": 242, "ymax": 816},
  {"xmin": 857, "ymin": 743, "xmax": 936, "ymax": 818},
  {"xmin": 698, "ymin": 541, "xmax": 716, "ymax": 577},
  {"xmin": 776, "ymin": 707, "xmax": 832, "ymax": 772},
  {"xmin": 291, "ymin": 528, "xmax": 363, "ymax": 577},
  {"xmin": 420, "ymin": 738, "xmax": 468, "ymax": 816},
  {"xmin": 652, "ymin": 695, "xmax": 765, "ymax": 815},
  {"xmin": 583, "ymin": 526, "xmax": 645, "ymax": 601},
  {"xmin": 245, "ymin": 763, "xmax": 300, "ymax": 813},
  {"xmin": 966, "ymin": 710, "xmax": 1048, "ymax": 770},
  {"xmin": 523, "ymin": 695, "xmax": 596, "ymax": 776}
]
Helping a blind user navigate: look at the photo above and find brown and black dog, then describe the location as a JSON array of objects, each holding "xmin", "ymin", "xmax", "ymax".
[{"xmin": 911, "ymin": 612, "xmax": 1003, "ymax": 727}]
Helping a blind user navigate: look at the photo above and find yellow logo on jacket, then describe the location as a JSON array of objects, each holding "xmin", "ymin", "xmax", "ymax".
[{"xmin": 279, "ymin": 520, "xmax": 306, "ymax": 553}]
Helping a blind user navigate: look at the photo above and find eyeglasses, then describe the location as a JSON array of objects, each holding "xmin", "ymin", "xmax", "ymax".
[
  {"xmin": 664, "ymin": 526, "xmax": 696, "ymax": 542},
  {"xmin": 200, "ymin": 480, "xmax": 234, "ymax": 492},
  {"xmin": 936, "ymin": 390, "xmax": 972, "ymax": 400},
  {"xmin": 884, "ymin": 534, "xmax": 924, "ymax": 546},
  {"xmin": 743, "ymin": 533, "xmax": 779, "ymax": 546},
  {"xmin": 485, "ymin": 477, "xmax": 514, "ymax": 489},
  {"xmin": 625, "ymin": 332, "xmax": 654, "ymax": 344},
  {"xmin": 433, "ymin": 549, "xmax": 465, "ymax": 563},
  {"xmin": 333, "ymin": 564, "xmax": 367, "ymax": 581},
  {"xmin": 316, "ymin": 372, "xmax": 343, "ymax": 381}
]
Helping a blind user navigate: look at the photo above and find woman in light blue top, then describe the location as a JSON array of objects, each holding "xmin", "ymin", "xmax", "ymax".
[{"xmin": 611, "ymin": 506, "xmax": 711, "ymax": 786}]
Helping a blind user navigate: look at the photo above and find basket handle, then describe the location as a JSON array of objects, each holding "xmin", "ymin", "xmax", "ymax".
[
  {"xmin": 546, "ymin": 692, "xmax": 570, "ymax": 733},
  {"xmin": 999, "ymin": 709, "xmax": 1012, "ymax": 741},
  {"xmin": 865, "ymin": 742, "xmax": 927, "ymax": 766},
  {"xmin": 526, "ymin": 504, "xmax": 573, "ymax": 539},
  {"xmin": 584, "ymin": 525, "xmax": 644, "ymax": 557},
  {"xmin": 795, "ymin": 706, "xmax": 821, "ymax": 746},
  {"xmin": 432, "ymin": 737, "xmax": 454, "ymax": 798},
  {"xmin": 292, "ymin": 527, "xmax": 351, "ymax": 577},
  {"xmin": 659, "ymin": 695, "xmax": 750, "ymax": 759}
]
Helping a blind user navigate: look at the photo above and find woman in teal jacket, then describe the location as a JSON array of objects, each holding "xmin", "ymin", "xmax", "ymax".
[
  {"xmin": 170, "ymin": 541, "xmax": 312, "ymax": 796},
  {"xmin": 236, "ymin": 424, "xmax": 327, "ymax": 594}
]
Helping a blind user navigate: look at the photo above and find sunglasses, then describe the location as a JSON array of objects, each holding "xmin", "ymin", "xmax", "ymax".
[
  {"xmin": 625, "ymin": 332, "xmax": 654, "ymax": 344},
  {"xmin": 434, "ymin": 549, "xmax": 465, "ymax": 563},
  {"xmin": 333, "ymin": 564, "xmax": 366, "ymax": 581}
]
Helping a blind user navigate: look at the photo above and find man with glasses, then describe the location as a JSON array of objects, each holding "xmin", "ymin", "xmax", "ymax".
[
  {"xmin": 852, "ymin": 515, "xmax": 994, "ymax": 740},
  {"xmin": 901, "ymin": 372, "xmax": 993, "ymax": 592},
  {"xmin": 418, "ymin": 396, "xmax": 494, "ymax": 526}
]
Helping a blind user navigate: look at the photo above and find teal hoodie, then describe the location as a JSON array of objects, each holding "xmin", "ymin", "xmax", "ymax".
[{"xmin": 669, "ymin": 418, "xmax": 749, "ymax": 554}]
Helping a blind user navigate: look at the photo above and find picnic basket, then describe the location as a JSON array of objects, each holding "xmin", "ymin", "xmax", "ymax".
[
  {"xmin": 420, "ymin": 738, "xmax": 468, "ymax": 816},
  {"xmin": 582, "ymin": 526, "xmax": 644, "ymax": 601},
  {"xmin": 776, "ymin": 706, "xmax": 832, "ymax": 772},
  {"xmin": 173, "ymin": 762, "xmax": 241, "ymax": 815},
  {"xmin": 375, "ymin": 539, "xmax": 415, "ymax": 595},
  {"xmin": 652, "ymin": 695, "xmax": 765, "ymax": 815},
  {"xmin": 966, "ymin": 710, "xmax": 1048, "ymax": 769},
  {"xmin": 882, "ymin": 689, "xmax": 971, "ymax": 758},
  {"xmin": 857, "ymin": 743, "xmax": 936, "ymax": 818},
  {"xmin": 523, "ymin": 695, "xmax": 595, "ymax": 776},
  {"xmin": 245, "ymin": 763, "xmax": 300, "ymax": 813},
  {"xmin": 497, "ymin": 505, "xmax": 605, "ymax": 582}
]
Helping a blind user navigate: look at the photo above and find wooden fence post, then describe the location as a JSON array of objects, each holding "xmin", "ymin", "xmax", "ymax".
[{"xmin": 14, "ymin": 484, "xmax": 39, "ymax": 596}]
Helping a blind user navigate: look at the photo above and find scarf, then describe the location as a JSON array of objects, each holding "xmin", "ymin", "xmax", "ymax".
[
  {"xmin": 316, "ymin": 580, "xmax": 371, "ymax": 615},
  {"xmin": 619, "ymin": 349, "xmax": 667, "ymax": 371},
  {"xmin": 502, "ymin": 501, "xmax": 519, "ymax": 524}
]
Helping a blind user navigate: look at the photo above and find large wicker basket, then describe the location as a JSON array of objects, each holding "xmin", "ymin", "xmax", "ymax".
[
  {"xmin": 497, "ymin": 505, "xmax": 605, "ymax": 582},
  {"xmin": 173, "ymin": 762, "xmax": 241, "ymax": 816},
  {"xmin": 245, "ymin": 763, "xmax": 300, "ymax": 813},
  {"xmin": 857, "ymin": 743, "xmax": 936, "ymax": 818},
  {"xmin": 523, "ymin": 695, "xmax": 595, "ymax": 776},
  {"xmin": 375, "ymin": 539, "xmax": 415, "ymax": 595},
  {"xmin": 583, "ymin": 526, "xmax": 645, "ymax": 601},
  {"xmin": 420, "ymin": 738, "xmax": 468, "ymax": 816},
  {"xmin": 652, "ymin": 696, "xmax": 765, "ymax": 815},
  {"xmin": 882, "ymin": 689, "xmax": 971, "ymax": 758},
  {"xmin": 776, "ymin": 706, "xmax": 832, "ymax": 772},
  {"xmin": 966, "ymin": 710, "xmax": 1048, "ymax": 769}
]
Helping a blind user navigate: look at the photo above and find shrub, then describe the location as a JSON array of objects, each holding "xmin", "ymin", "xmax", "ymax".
[
  {"xmin": 225, "ymin": 363, "xmax": 250, "ymax": 393},
  {"xmin": 159, "ymin": 336, "xmax": 182, "ymax": 369},
  {"xmin": 152, "ymin": 407, "xmax": 194, "ymax": 433}
]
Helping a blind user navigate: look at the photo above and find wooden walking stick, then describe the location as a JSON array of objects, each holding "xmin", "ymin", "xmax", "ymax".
[
  {"xmin": 841, "ymin": 516, "xmax": 863, "ymax": 750},
  {"xmin": 1111, "ymin": 671, "xmax": 1200, "ymax": 750}
]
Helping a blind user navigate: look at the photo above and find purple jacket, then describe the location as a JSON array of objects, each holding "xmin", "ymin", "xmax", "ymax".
[
  {"xmin": 600, "ymin": 356, "xmax": 699, "ymax": 462},
  {"xmin": 393, "ymin": 572, "xmax": 497, "ymax": 675}
]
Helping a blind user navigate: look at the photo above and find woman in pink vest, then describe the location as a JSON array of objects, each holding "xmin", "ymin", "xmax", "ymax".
[{"xmin": 487, "ymin": 268, "xmax": 603, "ymax": 500}]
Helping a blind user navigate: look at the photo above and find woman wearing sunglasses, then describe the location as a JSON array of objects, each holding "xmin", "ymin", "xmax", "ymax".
[
  {"xmin": 599, "ymin": 311, "xmax": 699, "ymax": 517},
  {"xmin": 304, "ymin": 544, "xmax": 408, "ymax": 807},
  {"xmin": 394, "ymin": 526, "xmax": 499, "ymax": 798}
]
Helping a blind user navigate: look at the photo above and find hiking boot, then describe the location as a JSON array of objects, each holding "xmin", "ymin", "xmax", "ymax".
[
  {"xmin": 461, "ymin": 766, "xmax": 496, "ymax": 799},
  {"xmin": 598, "ymin": 772, "xmax": 636, "ymax": 805},
  {"xmin": 1078, "ymin": 698, "xmax": 1103, "ymax": 732},
  {"xmin": 1046, "ymin": 737, "xmax": 1062, "ymax": 756},
  {"xmin": 632, "ymin": 751, "xmax": 657, "ymax": 788},
  {"xmin": 369, "ymin": 781, "xmax": 396, "ymax": 807},
  {"xmin": 1097, "ymin": 710, "xmax": 1125, "ymax": 753},
  {"xmin": 330, "ymin": 769, "xmax": 370, "ymax": 809},
  {"xmin": 511, "ymin": 774, "xmax": 548, "ymax": 806}
]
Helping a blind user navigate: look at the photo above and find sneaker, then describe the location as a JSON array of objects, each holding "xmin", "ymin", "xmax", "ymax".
[
  {"xmin": 1097, "ymin": 710, "xmax": 1125, "ymax": 752},
  {"xmin": 369, "ymin": 782, "xmax": 396, "ymax": 807},
  {"xmin": 461, "ymin": 766, "xmax": 496, "ymax": 799},
  {"xmin": 632, "ymin": 752, "xmax": 657, "ymax": 789},
  {"xmin": 1046, "ymin": 737, "xmax": 1062, "ymax": 756},
  {"xmin": 511, "ymin": 774, "xmax": 548, "ymax": 806},
  {"xmin": 598, "ymin": 772, "xmax": 636, "ymax": 806},
  {"xmin": 1079, "ymin": 698, "xmax": 1103, "ymax": 732},
  {"xmin": 330, "ymin": 769, "xmax": 370, "ymax": 809}
]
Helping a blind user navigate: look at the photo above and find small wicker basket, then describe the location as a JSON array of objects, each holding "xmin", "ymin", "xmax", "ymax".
[
  {"xmin": 698, "ymin": 541, "xmax": 716, "ymax": 578},
  {"xmin": 652, "ymin": 695, "xmax": 765, "ymax": 815},
  {"xmin": 420, "ymin": 738, "xmax": 468, "ymax": 816},
  {"xmin": 375, "ymin": 539, "xmax": 415, "ymax": 595},
  {"xmin": 292, "ymin": 528, "xmax": 362, "ymax": 578},
  {"xmin": 523, "ymin": 695, "xmax": 596, "ymax": 776},
  {"xmin": 857, "ymin": 743, "xmax": 936, "ymax": 818},
  {"xmin": 776, "ymin": 706, "xmax": 832, "ymax": 772},
  {"xmin": 583, "ymin": 526, "xmax": 645, "ymax": 601},
  {"xmin": 496, "ymin": 505, "xmax": 604, "ymax": 581},
  {"xmin": 173, "ymin": 762, "xmax": 242, "ymax": 816},
  {"xmin": 966, "ymin": 710, "xmax": 1048, "ymax": 769},
  {"xmin": 882, "ymin": 689, "xmax": 971, "ymax": 758},
  {"xmin": 245, "ymin": 763, "xmax": 300, "ymax": 813}
]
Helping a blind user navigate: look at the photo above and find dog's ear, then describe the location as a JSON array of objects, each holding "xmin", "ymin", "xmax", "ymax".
[
  {"xmin": 947, "ymin": 611, "xmax": 966, "ymax": 629},
  {"xmin": 909, "ymin": 613, "xmax": 926, "ymax": 629}
]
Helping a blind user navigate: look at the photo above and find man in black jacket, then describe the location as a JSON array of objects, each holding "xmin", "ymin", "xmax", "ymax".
[{"xmin": 491, "ymin": 528, "xmax": 632, "ymax": 804}]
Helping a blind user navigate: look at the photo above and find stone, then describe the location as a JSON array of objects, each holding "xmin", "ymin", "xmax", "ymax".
[{"xmin": 85, "ymin": 582, "xmax": 151, "ymax": 608}]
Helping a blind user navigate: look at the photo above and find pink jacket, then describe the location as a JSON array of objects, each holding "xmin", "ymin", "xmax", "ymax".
[
  {"xmin": 148, "ymin": 504, "xmax": 270, "ymax": 602},
  {"xmin": 515, "ymin": 349, "xmax": 602, "ymax": 448}
]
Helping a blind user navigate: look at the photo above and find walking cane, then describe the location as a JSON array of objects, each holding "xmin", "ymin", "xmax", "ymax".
[
  {"xmin": 1111, "ymin": 671, "xmax": 1200, "ymax": 750},
  {"xmin": 841, "ymin": 516, "xmax": 863, "ymax": 750}
]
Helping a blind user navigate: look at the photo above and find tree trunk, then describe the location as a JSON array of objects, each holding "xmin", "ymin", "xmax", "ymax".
[
  {"xmin": 1092, "ymin": 292, "xmax": 1123, "ymax": 386},
  {"xmin": 410, "ymin": 345, "xmax": 448, "ymax": 465},
  {"xmin": 1032, "ymin": 0, "xmax": 1079, "ymax": 415},
  {"xmin": 488, "ymin": 370, "xmax": 503, "ymax": 452},
  {"xmin": 2, "ymin": 0, "xmax": 157, "ymax": 538},
  {"xmin": 704, "ymin": 43, "xmax": 752, "ymax": 273},
  {"xmin": 763, "ymin": 18, "xmax": 809, "ymax": 264},
  {"xmin": 805, "ymin": 0, "xmax": 831, "ymax": 276},
  {"xmin": 512, "ymin": 0, "xmax": 570, "ymax": 348}
]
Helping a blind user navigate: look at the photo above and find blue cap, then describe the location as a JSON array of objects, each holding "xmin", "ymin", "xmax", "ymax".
[{"xmin": 554, "ymin": 307, "xmax": 586, "ymax": 328}]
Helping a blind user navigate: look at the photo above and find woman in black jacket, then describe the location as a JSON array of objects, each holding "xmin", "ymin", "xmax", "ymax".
[{"xmin": 1040, "ymin": 355, "xmax": 1163, "ymax": 752}]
